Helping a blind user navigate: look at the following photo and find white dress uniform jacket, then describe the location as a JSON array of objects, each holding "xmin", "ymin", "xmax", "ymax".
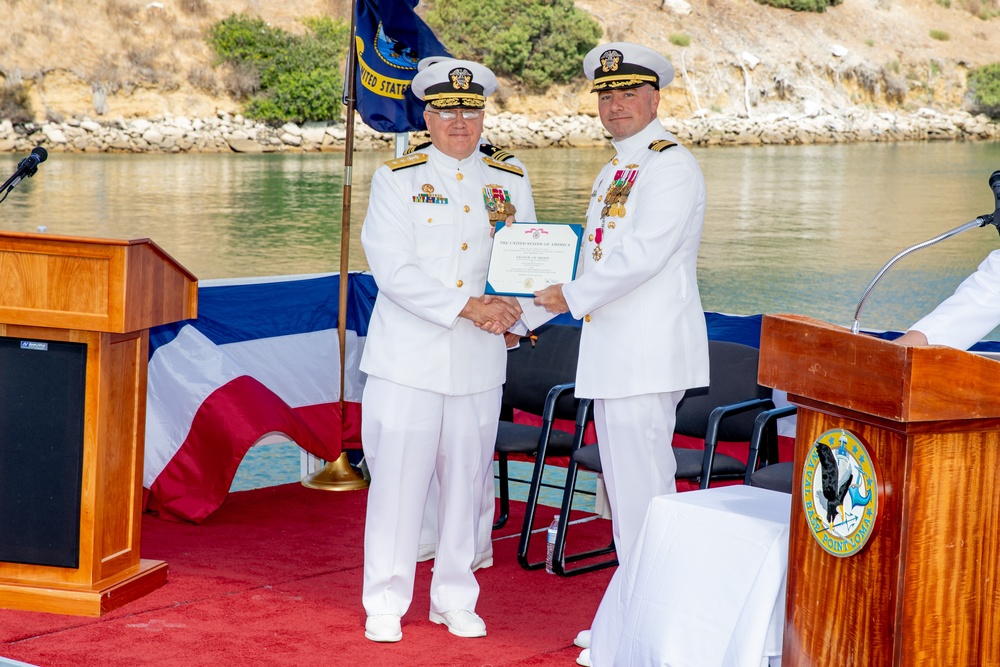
[
  {"xmin": 361, "ymin": 143, "xmax": 536, "ymax": 393},
  {"xmin": 909, "ymin": 247, "xmax": 1000, "ymax": 350},
  {"xmin": 525, "ymin": 119, "xmax": 709, "ymax": 398}
]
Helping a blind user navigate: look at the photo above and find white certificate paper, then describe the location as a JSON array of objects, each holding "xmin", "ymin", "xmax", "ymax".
[{"xmin": 485, "ymin": 222, "xmax": 584, "ymax": 297}]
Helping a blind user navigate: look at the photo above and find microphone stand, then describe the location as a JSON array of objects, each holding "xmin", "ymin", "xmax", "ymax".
[
  {"xmin": 0, "ymin": 161, "xmax": 39, "ymax": 205},
  {"xmin": 851, "ymin": 211, "xmax": 998, "ymax": 334}
]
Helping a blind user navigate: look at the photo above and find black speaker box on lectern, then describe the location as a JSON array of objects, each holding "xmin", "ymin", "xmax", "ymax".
[{"xmin": 0, "ymin": 335, "xmax": 87, "ymax": 569}]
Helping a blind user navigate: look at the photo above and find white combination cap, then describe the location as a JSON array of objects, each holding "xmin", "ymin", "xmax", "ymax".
[
  {"xmin": 583, "ymin": 42, "xmax": 674, "ymax": 92},
  {"xmin": 412, "ymin": 58, "xmax": 498, "ymax": 109}
]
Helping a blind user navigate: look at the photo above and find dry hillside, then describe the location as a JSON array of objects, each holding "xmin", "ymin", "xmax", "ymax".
[{"xmin": 1, "ymin": 0, "xmax": 999, "ymax": 122}]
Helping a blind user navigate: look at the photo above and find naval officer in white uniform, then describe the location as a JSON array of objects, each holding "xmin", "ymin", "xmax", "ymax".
[
  {"xmin": 522, "ymin": 42, "xmax": 710, "ymax": 667},
  {"xmin": 895, "ymin": 248, "xmax": 1000, "ymax": 349},
  {"xmin": 359, "ymin": 57, "xmax": 536, "ymax": 643}
]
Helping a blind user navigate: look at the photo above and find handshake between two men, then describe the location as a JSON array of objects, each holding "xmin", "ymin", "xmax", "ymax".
[
  {"xmin": 461, "ymin": 294, "xmax": 523, "ymax": 335},
  {"xmin": 462, "ymin": 283, "xmax": 572, "ymax": 338}
]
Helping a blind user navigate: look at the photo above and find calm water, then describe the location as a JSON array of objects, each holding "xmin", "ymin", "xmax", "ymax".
[{"xmin": 3, "ymin": 140, "xmax": 1000, "ymax": 335}]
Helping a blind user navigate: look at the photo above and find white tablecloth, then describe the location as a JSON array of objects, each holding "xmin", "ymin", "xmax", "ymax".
[{"xmin": 590, "ymin": 485, "xmax": 791, "ymax": 667}]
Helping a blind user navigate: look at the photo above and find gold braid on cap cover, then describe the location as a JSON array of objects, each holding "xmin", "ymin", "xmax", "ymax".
[
  {"xmin": 424, "ymin": 92, "xmax": 486, "ymax": 108},
  {"xmin": 592, "ymin": 73, "xmax": 658, "ymax": 91}
]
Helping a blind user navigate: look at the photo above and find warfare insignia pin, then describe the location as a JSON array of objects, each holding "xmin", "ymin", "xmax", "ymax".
[{"xmin": 421, "ymin": 183, "xmax": 434, "ymax": 194}]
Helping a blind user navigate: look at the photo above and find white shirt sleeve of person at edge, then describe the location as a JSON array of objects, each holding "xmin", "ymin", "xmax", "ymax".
[{"xmin": 908, "ymin": 247, "xmax": 1000, "ymax": 351}]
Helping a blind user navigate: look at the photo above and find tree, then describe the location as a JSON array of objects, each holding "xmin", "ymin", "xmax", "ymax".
[
  {"xmin": 427, "ymin": 0, "xmax": 602, "ymax": 91},
  {"xmin": 968, "ymin": 63, "xmax": 1000, "ymax": 119},
  {"xmin": 208, "ymin": 14, "xmax": 349, "ymax": 123}
]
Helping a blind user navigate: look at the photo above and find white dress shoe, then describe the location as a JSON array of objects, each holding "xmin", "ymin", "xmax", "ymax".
[
  {"xmin": 429, "ymin": 609, "xmax": 487, "ymax": 638},
  {"xmin": 576, "ymin": 648, "xmax": 592, "ymax": 666},
  {"xmin": 364, "ymin": 614, "xmax": 402, "ymax": 642},
  {"xmin": 574, "ymin": 629, "xmax": 591, "ymax": 649}
]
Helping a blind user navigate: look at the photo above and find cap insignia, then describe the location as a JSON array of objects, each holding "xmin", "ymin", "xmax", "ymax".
[
  {"xmin": 449, "ymin": 67, "xmax": 473, "ymax": 90},
  {"xmin": 600, "ymin": 49, "xmax": 623, "ymax": 73}
]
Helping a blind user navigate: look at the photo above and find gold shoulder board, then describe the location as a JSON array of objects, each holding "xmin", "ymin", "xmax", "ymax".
[
  {"xmin": 385, "ymin": 153, "xmax": 429, "ymax": 171},
  {"xmin": 479, "ymin": 143, "xmax": 517, "ymax": 162},
  {"xmin": 482, "ymin": 156, "xmax": 524, "ymax": 177},
  {"xmin": 648, "ymin": 140, "xmax": 677, "ymax": 152}
]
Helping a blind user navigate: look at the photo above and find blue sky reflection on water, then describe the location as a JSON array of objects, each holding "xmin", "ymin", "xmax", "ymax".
[{"xmin": 2, "ymin": 140, "xmax": 999, "ymax": 336}]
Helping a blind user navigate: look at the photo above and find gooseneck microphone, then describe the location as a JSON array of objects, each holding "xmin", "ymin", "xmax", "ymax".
[
  {"xmin": 0, "ymin": 146, "xmax": 48, "ymax": 204},
  {"xmin": 850, "ymin": 169, "xmax": 1000, "ymax": 334}
]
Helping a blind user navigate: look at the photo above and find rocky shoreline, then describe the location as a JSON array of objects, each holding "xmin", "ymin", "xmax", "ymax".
[{"xmin": 0, "ymin": 107, "xmax": 998, "ymax": 155}]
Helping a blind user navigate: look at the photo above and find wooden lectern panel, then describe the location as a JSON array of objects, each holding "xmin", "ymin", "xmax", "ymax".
[
  {"xmin": 783, "ymin": 409, "xmax": 905, "ymax": 666},
  {"xmin": 0, "ymin": 232, "xmax": 194, "ymax": 616},
  {"xmin": 0, "ymin": 232, "xmax": 196, "ymax": 333},
  {"xmin": 759, "ymin": 313, "xmax": 1000, "ymax": 422},
  {"xmin": 760, "ymin": 314, "xmax": 1000, "ymax": 666}
]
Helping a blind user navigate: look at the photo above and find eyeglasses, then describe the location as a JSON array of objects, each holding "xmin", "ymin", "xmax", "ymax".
[{"xmin": 427, "ymin": 109, "xmax": 484, "ymax": 121}]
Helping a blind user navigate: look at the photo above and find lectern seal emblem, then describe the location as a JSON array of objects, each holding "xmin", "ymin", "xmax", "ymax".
[{"xmin": 801, "ymin": 428, "xmax": 878, "ymax": 558}]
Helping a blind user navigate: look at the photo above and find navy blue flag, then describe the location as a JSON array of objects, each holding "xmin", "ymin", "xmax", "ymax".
[{"xmin": 352, "ymin": 0, "xmax": 450, "ymax": 133}]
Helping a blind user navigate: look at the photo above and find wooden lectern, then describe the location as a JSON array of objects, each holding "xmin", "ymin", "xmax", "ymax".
[
  {"xmin": 0, "ymin": 231, "xmax": 197, "ymax": 616},
  {"xmin": 758, "ymin": 314, "xmax": 1000, "ymax": 666}
]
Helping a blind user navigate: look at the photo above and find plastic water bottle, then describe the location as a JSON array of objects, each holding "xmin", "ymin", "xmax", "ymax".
[{"xmin": 545, "ymin": 514, "xmax": 560, "ymax": 574}]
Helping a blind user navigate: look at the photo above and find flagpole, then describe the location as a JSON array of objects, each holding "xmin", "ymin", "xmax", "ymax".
[{"xmin": 302, "ymin": 0, "xmax": 367, "ymax": 491}]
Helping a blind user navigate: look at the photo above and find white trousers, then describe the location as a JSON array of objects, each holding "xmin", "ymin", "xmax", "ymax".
[
  {"xmin": 593, "ymin": 390, "xmax": 685, "ymax": 561},
  {"xmin": 361, "ymin": 376, "xmax": 500, "ymax": 617},
  {"xmin": 420, "ymin": 470, "xmax": 495, "ymax": 562}
]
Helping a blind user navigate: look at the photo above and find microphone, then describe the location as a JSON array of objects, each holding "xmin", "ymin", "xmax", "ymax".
[
  {"xmin": 16, "ymin": 146, "xmax": 47, "ymax": 177},
  {"xmin": 850, "ymin": 169, "xmax": 1000, "ymax": 334},
  {"xmin": 0, "ymin": 147, "xmax": 48, "ymax": 204}
]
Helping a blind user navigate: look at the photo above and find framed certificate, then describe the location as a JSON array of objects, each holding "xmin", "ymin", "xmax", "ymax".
[{"xmin": 485, "ymin": 222, "xmax": 584, "ymax": 297}]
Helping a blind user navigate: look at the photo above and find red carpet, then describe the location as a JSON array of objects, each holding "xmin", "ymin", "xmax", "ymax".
[{"xmin": 0, "ymin": 483, "xmax": 614, "ymax": 667}]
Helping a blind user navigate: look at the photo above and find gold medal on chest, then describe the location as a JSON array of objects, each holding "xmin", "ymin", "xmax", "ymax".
[
  {"xmin": 483, "ymin": 185, "xmax": 516, "ymax": 222},
  {"xmin": 592, "ymin": 245, "xmax": 603, "ymax": 261}
]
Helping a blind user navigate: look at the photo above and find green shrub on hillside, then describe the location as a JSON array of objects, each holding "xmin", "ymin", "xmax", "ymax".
[
  {"xmin": 753, "ymin": 0, "xmax": 843, "ymax": 11},
  {"xmin": 968, "ymin": 63, "xmax": 1000, "ymax": 118},
  {"xmin": 0, "ymin": 83, "xmax": 32, "ymax": 124},
  {"xmin": 208, "ymin": 14, "xmax": 349, "ymax": 124},
  {"xmin": 426, "ymin": 0, "xmax": 601, "ymax": 90}
]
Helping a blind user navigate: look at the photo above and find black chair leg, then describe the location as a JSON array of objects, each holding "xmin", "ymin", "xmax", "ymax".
[
  {"xmin": 548, "ymin": 400, "xmax": 616, "ymax": 576},
  {"xmin": 515, "ymin": 383, "xmax": 586, "ymax": 571},
  {"xmin": 494, "ymin": 453, "xmax": 509, "ymax": 530},
  {"xmin": 516, "ymin": 419, "xmax": 556, "ymax": 570}
]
